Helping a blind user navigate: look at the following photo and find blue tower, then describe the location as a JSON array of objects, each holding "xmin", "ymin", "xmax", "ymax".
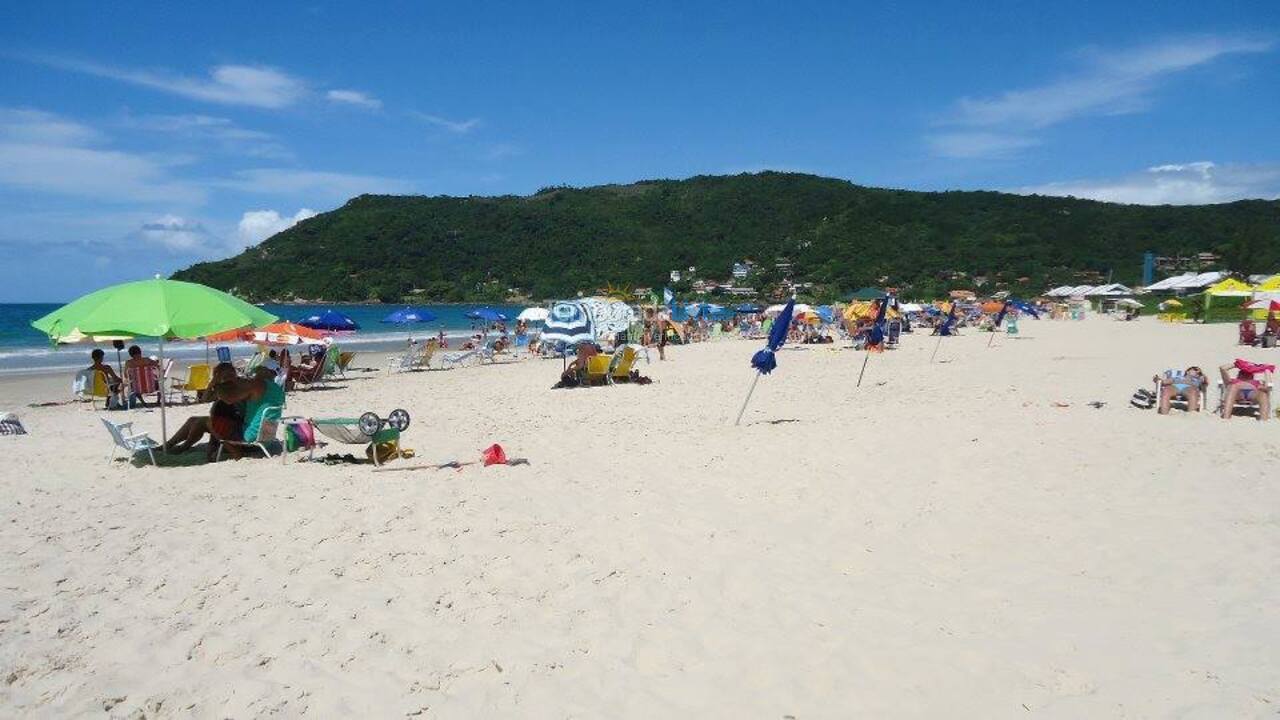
[{"xmin": 1142, "ymin": 251, "xmax": 1154, "ymax": 286}]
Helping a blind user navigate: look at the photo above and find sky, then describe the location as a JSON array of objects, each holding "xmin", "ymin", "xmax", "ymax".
[{"xmin": 0, "ymin": 1, "xmax": 1276, "ymax": 301}]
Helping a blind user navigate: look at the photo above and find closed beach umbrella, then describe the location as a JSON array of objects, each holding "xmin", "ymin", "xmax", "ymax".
[
  {"xmin": 31, "ymin": 277, "xmax": 277, "ymax": 449},
  {"xmin": 298, "ymin": 309, "xmax": 360, "ymax": 332},
  {"xmin": 382, "ymin": 307, "xmax": 438, "ymax": 324}
]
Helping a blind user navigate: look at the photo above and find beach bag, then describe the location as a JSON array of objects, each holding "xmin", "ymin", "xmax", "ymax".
[
  {"xmin": 1130, "ymin": 388, "xmax": 1155, "ymax": 410},
  {"xmin": 0, "ymin": 412, "xmax": 26, "ymax": 435}
]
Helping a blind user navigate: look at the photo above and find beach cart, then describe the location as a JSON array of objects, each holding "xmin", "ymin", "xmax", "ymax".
[{"xmin": 298, "ymin": 409, "xmax": 411, "ymax": 465}]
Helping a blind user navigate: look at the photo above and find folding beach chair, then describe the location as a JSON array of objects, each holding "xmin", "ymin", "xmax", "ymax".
[
  {"xmin": 101, "ymin": 417, "xmax": 160, "ymax": 466},
  {"xmin": 125, "ymin": 364, "xmax": 162, "ymax": 408},
  {"xmin": 172, "ymin": 363, "xmax": 212, "ymax": 403},
  {"xmin": 75, "ymin": 369, "xmax": 116, "ymax": 410},
  {"xmin": 215, "ymin": 405, "xmax": 297, "ymax": 463},
  {"xmin": 216, "ymin": 346, "xmax": 232, "ymax": 364}
]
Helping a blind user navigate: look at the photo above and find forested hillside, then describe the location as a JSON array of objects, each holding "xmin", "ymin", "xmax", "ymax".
[{"xmin": 173, "ymin": 172, "xmax": 1280, "ymax": 302}]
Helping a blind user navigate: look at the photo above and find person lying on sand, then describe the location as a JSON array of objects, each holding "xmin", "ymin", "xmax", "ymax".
[
  {"xmin": 1219, "ymin": 360, "xmax": 1273, "ymax": 420},
  {"xmin": 1153, "ymin": 366, "xmax": 1204, "ymax": 414}
]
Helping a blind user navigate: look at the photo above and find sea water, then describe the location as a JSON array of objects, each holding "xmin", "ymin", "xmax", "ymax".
[{"xmin": 0, "ymin": 303, "xmax": 524, "ymax": 375}]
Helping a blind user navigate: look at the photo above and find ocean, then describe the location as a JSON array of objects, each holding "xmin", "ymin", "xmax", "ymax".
[{"xmin": 0, "ymin": 303, "xmax": 526, "ymax": 375}]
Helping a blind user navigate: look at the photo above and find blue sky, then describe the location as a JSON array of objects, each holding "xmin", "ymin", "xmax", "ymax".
[{"xmin": 0, "ymin": 1, "xmax": 1276, "ymax": 301}]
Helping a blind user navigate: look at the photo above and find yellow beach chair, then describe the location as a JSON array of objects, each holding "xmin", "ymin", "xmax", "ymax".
[{"xmin": 174, "ymin": 363, "xmax": 212, "ymax": 402}]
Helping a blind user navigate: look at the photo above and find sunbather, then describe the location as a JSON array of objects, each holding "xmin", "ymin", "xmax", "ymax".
[
  {"xmin": 85, "ymin": 348, "xmax": 123, "ymax": 404},
  {"xmin": 1219, "ymin": 360, "xmax": 1273, "ymax": 420},
  {"xmin": 553, "ymin": 342, "xmax": 600, "ymax": 388},
  {"xmin": 1239, "ymin": 319, "xmax": 1258, "ymax": 346},
  {"xmin": 163, "ymin": 362, "xmax": 240, "ymax": 456},
  {"xmin": 1154, "ymin": 366, "xmax": 1204, "ymax": 414}
]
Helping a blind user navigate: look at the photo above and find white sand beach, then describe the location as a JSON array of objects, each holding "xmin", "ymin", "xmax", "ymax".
[{"xmin": 1, "ymin": 317, "xmax": 1277, "ymax": 718}]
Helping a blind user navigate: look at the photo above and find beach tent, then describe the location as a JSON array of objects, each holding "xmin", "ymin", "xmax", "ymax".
[
  {"xmin": 517, "ymin": 307, "xmax": 549, "ymax": 322},
  {"xmin": 1206, "ymin": 278, "xmax": 1254, "ymax": 297},
  {"xmin": 31, "ymin": 277, "xmax": 277, "ymax": 450},
  {"xmin": 541, "ymin": 301, "xmax": 595, "ymax": 348},
  {"xmin": 1253, "ymin": 275, "xmax": 1280, "ymax": 293}
]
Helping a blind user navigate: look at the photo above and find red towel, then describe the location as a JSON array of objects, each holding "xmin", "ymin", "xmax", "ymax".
[{"xmin": 1235, "ymin": 359, "xmax": 1276, "ymax": 375}]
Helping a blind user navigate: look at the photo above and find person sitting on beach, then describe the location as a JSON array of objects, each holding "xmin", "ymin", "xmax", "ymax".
[
  {"xmin": 163, "ymin": 363, "xmax": 242, "ymax": 457},
  {"xmin": 165, "ymin": 361, "xmax": 286, "ymax": 458},
  {"xmin": 122, "ymin": 345, "xmax": 160, "ymax": 407},
  {"xmin": 85, "ymin": 348, "xmax": 123, "ymax": 405},
  {"xmin": 1219, "ymin": 360, "xmax": 1273, "ymax": 420},
  {"xmin": 1239, "ymin": 319, "xmax": 1258, "ymax": 346},
  {"xmin": 1153, "ymin": 366, "xmax": 1205, "ymax": 414},
  {"xmin": 553, "ymin": 342, "xmax": 599, "ymax": 388}
]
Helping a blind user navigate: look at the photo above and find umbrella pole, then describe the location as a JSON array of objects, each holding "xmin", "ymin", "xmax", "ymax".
[
  {"xmin": 734, "ymin": 371, "xmax": 763, "ymax": 426},
  {"xmin": 929, "ymin": 334, "xmax": 943, "ymax": 363},
  {"xmin": 856, "ymin": 349, "xmax": 872, "ymax": 387},
  {"xmin": 987, "ymin": 329, "xmax": 997, "ymax": 348},
  {"xmin": 158, "ymin": 338, "xmax": 168, "ymax": 454}
]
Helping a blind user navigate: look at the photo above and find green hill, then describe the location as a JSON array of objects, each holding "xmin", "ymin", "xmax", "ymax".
[{"xmin": 172, "ymin": 172, "xmax": 1279, "ymax": 302}]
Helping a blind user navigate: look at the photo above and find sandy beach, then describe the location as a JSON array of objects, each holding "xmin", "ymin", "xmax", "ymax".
[{"xmin": 1, "ymin": 317, "xmax": 1277, "ymax": 718}]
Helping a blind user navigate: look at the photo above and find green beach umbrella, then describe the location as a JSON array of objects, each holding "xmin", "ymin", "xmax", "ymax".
[{"xmin": 32, "ymin": 277, "xmax": 277, "ymax": 455}]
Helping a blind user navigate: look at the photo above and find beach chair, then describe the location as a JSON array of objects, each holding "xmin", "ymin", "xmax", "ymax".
[
  {"xmin": 101, "ymin": 417, "xmax": 160, "ymax": 466},
  {"xmin": 441, "ymin": 339, "xmax": 493, "ymax": 369},
  {"xmin": 1215, "ymin": 379, "xmax": 1274, "ymax": 417},
  {"xmin": 172, "ymin": 363, "xmax": 212, "ymax": 403},
  {"xmin": 608, "ymin": 345, "xmax": 639, "ymax": 383},
  {"xmin": 337, "ymin": 351, "xmax": 356, "ymax": 377},
  {"xmin": 583, "ymin": 351, "xmax": 614, "ymax": 385},
  {"xmin": 216, "ymin": 346, "xmax": 232, "ymax": 364},
  {"xmin": 388, "ymin": 339, "xmax": 438, "ymax": 373},
  {"xmin": 886, "ymin": 320, "xmax": 902, "ymax": 348},
  {"xmin": 124, "ymin": 364, "xmax": 162, "ymax": 408},
  {"xmin": 237, "ymin": 349, "xmax": 268, "ymax": 376},
  {"xmin": 75, "ymin": 369, "xmax": 115, "ymax": 409},
  {"xmin": 293, "ymin": 345, "xmax": 334, "ymax": 389},
  {"xmin": 216, "ymin": 404, "xmax": 291, "ymax": 463},
  {"xmin": 1154, "ymin": 370, "xmax": 1205, "ymax": 413}
]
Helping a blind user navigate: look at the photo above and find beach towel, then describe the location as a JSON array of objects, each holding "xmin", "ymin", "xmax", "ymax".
[{"xmin": 1234, "ymin": 359, "xmax": 1276, "ymax": 375}]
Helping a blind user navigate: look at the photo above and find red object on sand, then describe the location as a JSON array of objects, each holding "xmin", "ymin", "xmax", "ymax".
[{"xmin": 480, "ymin": 444, "xmax": 507, "ymax": 466}]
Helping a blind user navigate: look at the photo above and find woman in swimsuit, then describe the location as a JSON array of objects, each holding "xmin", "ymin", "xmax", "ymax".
[
  {"xmin": 1155, "ymin": 366, "xmax": 1204, "ymax": 414},
  {"xmin": 1220, "ymin": 362, "xmax": 1272, "ymax": 420}
]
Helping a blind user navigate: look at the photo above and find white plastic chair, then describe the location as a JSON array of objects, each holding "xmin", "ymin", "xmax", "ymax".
[{"xmin": 101, "ymin": 417, "xmax": 160, "ymax": 466}]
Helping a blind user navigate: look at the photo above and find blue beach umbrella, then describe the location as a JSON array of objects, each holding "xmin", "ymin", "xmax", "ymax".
[
  {"xmin": 382, "ymin": 307, "xmax": 438, "ymax": 324},
  {"xmin": 466, "ymin": 308, "xmax": 508, "ymax": 322},
  {"xmin": 735, "ymin": 298, "xmax": 795, "ymax": 425},
  {"xmin": 298, "ymin": 309, "xmax": 360, "ymax": 332}
]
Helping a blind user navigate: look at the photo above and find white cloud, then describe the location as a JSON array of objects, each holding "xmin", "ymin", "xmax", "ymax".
[
  {"xmin": 326, "ymin": 89, "xmax": 382, "ymax": 109},
  {"xmin": 926, "ymin": 132, "xmax": 1040, "ymax": 159},
  {"xmin": 0, "ymin": 108, "xmax": 99, "ymax": 145},
  {"xmin": 223, "ymin": 168, "xmax": 414, "ymax": 200},
  {"xmin": 118, "ymin": 113, "xmax": 291, "ymax": 159},
  {"xmin": 1014, "ymin": 161, "xmax": 1280, "ymax": 205},
  {"xmin": 951, "ymin": 36, "xmax": 1272, "ymax": 128},
  {"xmin": 138, "ymin": 215, "xmax": 214, "ymax": 251},
  {"xmin": 35, "ymin": 57, "xmax": 307, "ymax": 108},
  {"xmin": 236, "ymin": 208, "xmax": 318, "ymax": 247},
  {"xmin": 932, "ymin": 35, "xmax": 1274, "ymax": 158},
  {"xmin": 410, "ymin": 111, "xmax": 480, "ymax": 134},
  {"xmin": 0, "ymin": 107, "xmax": 204, "ymax": 204}
]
